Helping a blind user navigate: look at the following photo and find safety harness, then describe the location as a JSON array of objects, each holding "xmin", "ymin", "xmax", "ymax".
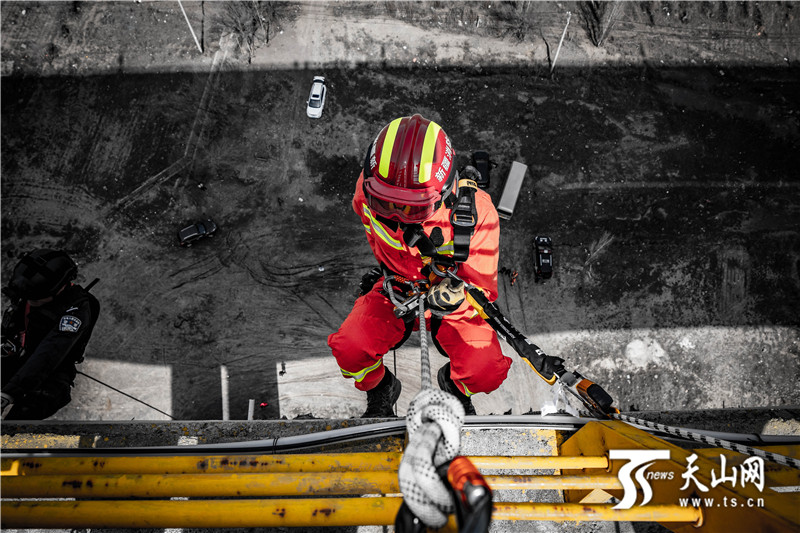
[{"xmin": 376, "ymin": 174, "xmax": 479, "ymax": 320}]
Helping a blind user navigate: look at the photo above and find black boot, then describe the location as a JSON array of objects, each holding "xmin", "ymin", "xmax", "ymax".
[
  {"xmin": 437, "ymin": 363, "xmax": 476, "ymax": 416},
  {"xmin": 362, "ymin": 368, "xmax": 402, "ymax": 418}
]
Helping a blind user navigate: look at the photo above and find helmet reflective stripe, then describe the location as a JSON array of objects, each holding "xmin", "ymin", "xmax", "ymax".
[
  {"xmin": 379, "ymin": 118, "xmax": 403, "ymax": 178},
  {"xmin": 340, "ymin": 359, "xmax": 383, "ymax": 382},
  {"xmin": 418, "ymin": 122, "xmax": 442, "ymax": 184},
  {"xmin": 363, "ymin": 204, "xmax": 404, "ymax": 250}
]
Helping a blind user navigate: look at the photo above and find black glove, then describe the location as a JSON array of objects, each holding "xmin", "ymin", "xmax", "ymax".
[
  {"xmin": 427, "ymin": 278, "xmax": 465, "ymax": 316},
  {"xmin": 1, "ymin": 336, "xmax": 19, "ymax": 358},
  {"xmin": 510, "ymin": 337, "xmax": 564, "ymax": 383},
  {"xmin": 460, "ymin": 165, "xmax": 481, "ymax": 182},
  {"xmin": 1, "ymin": 392, "xmax": 14, "ymax": 420},
  {"xmin": 358, "ymin": 267, "xmax": 383, "ymax": 296}
]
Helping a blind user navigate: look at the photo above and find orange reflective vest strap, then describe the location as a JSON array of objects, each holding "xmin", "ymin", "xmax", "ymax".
[
  {"xmin": 362, "ymin": 204, "xmax": 404, "ymax": 251},
  {"xmin": 339, "ymin": 359, "xmax": 383, "ymax": 383}
]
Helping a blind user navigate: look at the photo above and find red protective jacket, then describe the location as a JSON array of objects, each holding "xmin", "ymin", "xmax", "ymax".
[
  {"xmin": 328, "ymin": 175, "xmax": 511, "ymax": 396},
  {"xmin": 353, "ymin": 173, "xmax": 500, "ymax": 304}
]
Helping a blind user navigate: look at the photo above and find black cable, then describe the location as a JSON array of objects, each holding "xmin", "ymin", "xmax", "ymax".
[
  {"xmin": 76, "ymin": 370, "xmax": 175, "ymax": 420},
  {"xmin": 2, "ymin": 417, "xmax": 587, "ymax": 457}
]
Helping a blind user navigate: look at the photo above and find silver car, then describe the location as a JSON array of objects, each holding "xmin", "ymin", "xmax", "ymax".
[{"xmin": 306, "ymin": 76, "xmax": 326, "ymax": 119}]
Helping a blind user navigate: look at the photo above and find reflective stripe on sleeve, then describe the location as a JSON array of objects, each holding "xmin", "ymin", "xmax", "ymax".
[{"xmin": 362, "ymin": 204, "xmax": 404, "ymax": 250}]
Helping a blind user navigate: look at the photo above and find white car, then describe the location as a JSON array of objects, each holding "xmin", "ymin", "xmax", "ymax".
[{"xmin": 306, "ymin": 76, "xmax": 326, "ymax": 119}]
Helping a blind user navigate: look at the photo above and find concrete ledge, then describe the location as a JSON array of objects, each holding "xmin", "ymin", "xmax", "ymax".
[{"xmin": 3, "ymin": 408, "xmax": 798, "ymax": 452}]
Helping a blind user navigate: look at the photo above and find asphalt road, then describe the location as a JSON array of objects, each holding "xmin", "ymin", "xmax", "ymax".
[{"xmin": 1, "ymin": 64, "xmax": 799, "ymax": 420}]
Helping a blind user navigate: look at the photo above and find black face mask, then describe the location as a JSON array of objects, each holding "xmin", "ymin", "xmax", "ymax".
[{"xmin": 401, "ymin": 224, "xmax": 446, "ymax": 257}]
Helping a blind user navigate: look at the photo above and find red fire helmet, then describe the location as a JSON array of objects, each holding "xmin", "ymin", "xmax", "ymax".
[{"xmin": 363, "ymin": 114, "xmax": 456, "ymax": 224}]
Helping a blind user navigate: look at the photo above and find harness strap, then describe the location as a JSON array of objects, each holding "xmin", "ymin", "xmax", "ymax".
[{"xmin": 449, "ymin": 178, "xmax": 478, "ymax": 263}]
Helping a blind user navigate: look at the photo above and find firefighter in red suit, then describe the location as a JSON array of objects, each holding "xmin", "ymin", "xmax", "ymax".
[{"xmin": 328, "ymin": 114, "xmax": 512, "ymax": 417}]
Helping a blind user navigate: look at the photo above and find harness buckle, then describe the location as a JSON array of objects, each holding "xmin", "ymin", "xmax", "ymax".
[
  {"xmin": 450, "ymin": 179, "xmax": 478, "ymax": 229},
  {"xmin": 451, "ymin": 208, "xmax": 476, "ymax": 227}
]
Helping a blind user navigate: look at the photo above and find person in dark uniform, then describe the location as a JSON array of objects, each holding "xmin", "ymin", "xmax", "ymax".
[{"xmin": 1, "ymin": 249, "xmax": 100, "ymax": 420}]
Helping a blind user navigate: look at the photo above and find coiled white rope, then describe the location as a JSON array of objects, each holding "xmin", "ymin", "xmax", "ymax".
[
  {"xmin": 397, "ymin": 296, "xmax": 466, "ymax": 528},
  {"xmin": 613, "ymin": 413, "xmax": 800, "ymax": 470}
]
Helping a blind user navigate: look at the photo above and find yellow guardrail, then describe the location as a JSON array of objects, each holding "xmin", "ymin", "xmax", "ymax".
[
  {"xmin": 1, "ymin": 452, "xmax": 609, "ymax": 475},
  {"xmin": 1, "ymin": 499, "xmax": 702, "ymax": 529},
  {"xmin": 1, "ymin": 471, "xmax": 623, "ymax": 498},
  {"xmin": 0, "ymin": 447, "xmax": 712, "ymax": 529}
]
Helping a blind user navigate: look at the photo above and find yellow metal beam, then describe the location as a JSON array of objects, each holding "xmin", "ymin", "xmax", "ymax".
[
  {"xmin": 2, "ymin": 472, "xmax": 622, "ymax": 498},
  {"xmin": 1, "ymin": 471, "xmax": 401, "ymax": 498},
  {"xmin": 470, "ymin": 455, "xmax": 608, "ymax": 470},
  {"xmin": 1, "ymin": 452, "xmax": 404, "ymax": 476},
  {"xmin": 1, "ymin": 499, "xmax": 702, "ymax": 529},
  {"xmin": 492, "ymin": 503, "xmax": 702, "ymax": 523},
  {"xmin": 560, "ymin": 421, "xmax": 800, "ymax": 533},
  {"xmin": 1, "ymin": 498, "xmax": 405, "ymax": 529},
  {"xmin": 1, "ymin": 453, "xmax": 608, "ymax": 476},
  {"xmin": 485, "ymin": 474, "xmax": 621, "ymax": 491}
]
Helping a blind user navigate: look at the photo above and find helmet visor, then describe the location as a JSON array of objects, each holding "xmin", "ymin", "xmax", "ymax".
[
  {"xmin": 364, "ymin": 176, "xmax": 441, "ymax": 223},
  {"xmin": 367, "ymin": 196, "xmax": 435, "ymax": 224}
]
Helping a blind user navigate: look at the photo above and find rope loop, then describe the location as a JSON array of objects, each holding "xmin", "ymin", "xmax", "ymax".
[{"xmin": 398, "ymin": 387, "xmax": 466, "ymax": 528}]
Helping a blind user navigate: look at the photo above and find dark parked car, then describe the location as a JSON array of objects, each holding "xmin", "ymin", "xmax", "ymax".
[
  {"xmin": 178, "ymin": 219, "xmax": 217, "ymax": 247},
  {"xmin": 471, "ymin": 150, "xmax": 496, "ymax": 189},
  {"xmin": 533, "ymin": 236, "xmax": 553, "ymax": 282}
]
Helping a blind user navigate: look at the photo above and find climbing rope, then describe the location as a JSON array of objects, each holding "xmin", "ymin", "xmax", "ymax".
[
  {"xmin": 418, "ymin": 296, "xmax": 432, "ymax": 390},
  {"xmin": 397, "ymin": 296, "xmax": 466, "ymax": 528},
  {"xmin": 612, "ymin": 413, "xmax": 800, "ymax": 470}
]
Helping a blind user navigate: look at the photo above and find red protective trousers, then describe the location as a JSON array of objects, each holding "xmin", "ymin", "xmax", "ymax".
[{"xmin": 327, "ymin": 175, "xmax": 512, "ymax": 395}]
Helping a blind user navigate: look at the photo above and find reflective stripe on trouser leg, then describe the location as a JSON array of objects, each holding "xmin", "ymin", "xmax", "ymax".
[
  {"xmin": 328, "ymin": 287, "xmax": 408, "ymax": 392},
  {"xmin": 339, "ymin": 359, "xmax": 383, "ymax": 383}
]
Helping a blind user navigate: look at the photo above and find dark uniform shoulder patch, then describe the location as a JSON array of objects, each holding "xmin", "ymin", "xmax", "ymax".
[{"xmin": 59, "ymin": 315, "xmax": 82, "ymax": 333}]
